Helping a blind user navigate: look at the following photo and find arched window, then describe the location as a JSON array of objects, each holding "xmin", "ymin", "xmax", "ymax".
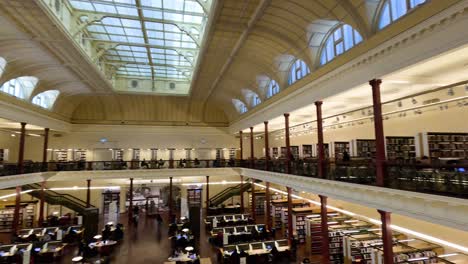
[
  {"xmin": 232, "ymin": 99, "xmax": 248, "ymax": 114},
  {"xmin": 32, "ymin": 90, "xmax": 60, "ymax": 109},
  {"xmin": 288, "ymin": 59, "xmax": 310, "ymax": 85},
  {"xmin": 267, "ymin": 80, "xmax": 280, "ymax": 98},
  {"xmin": 378, "ymin": 0, "xmax": 427, "ymax": 29},
  {"xmin": 0, "ymin": 76, "xmax": 38, "ymax": 100},
  {"xmin": 252, "ymin": 95, "xmax": 261, "ymax": 107},
  {"xmin": 0, "ymin": 57, "xmax": 6, "ymax": 77},
  {"xmin": 320, "ymin": 24, "xmax": 363, "ymax": 65}
]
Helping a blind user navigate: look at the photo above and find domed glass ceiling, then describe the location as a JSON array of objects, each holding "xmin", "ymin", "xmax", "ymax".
[{"xmin": 67, "ymin": 0, "xmax": 211, "ymax": 94}]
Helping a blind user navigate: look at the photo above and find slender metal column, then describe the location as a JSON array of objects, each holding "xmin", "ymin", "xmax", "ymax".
[
  {"xmin": 264, "ymin": 121, "xmax": 270, "ymax": 170},
  {"xmin": 18, "ymin": 122, "xmax": 26, "ymax": 174},
  {"xmin": 287, "ymin": 187, "xmax": 293, "ymax": 245},
  {"xmin": 86, "ymin": 179, "xmax": 91, "ymax": 208},
  {"xmin": 370, "ymin": 79, "xmax": 387, "ymax": 186},
  {"xmin": 265, "ymin": 182, "xmax": 271, "ymax": 230},
  {"xmin": 315, "ymin": 101, "xmax": 325, "ymax": 178},
  {"xmin": 250, "ymin": 127, "xmax": 254, "ymax": 168},
  {"xmin": 240, "ymin": 175, "xmax": 244, "ymax": 212},
  {"xmin": 319, "ymin": 195, "xmax": 330, "ymax": 263},
  {"xmin": 38, "ymin": 181, "xmax": 46, "ymax": 226},
  {"xmin": 128, "ymin": 178, "xmax": 134, "ymax": 221},
  {"xmin": 284, "ymin": 114, "xmax": 291, "ymax": 174},
  {"xmin": 379, "ymin": 210, "xmax": 394, "ymax": 264},
  {"xmin": 206, "ymin": 176, "xmax": 210, "ymax": 209}
]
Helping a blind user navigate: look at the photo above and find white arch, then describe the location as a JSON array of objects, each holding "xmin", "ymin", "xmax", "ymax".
[
  {"xmin": 0, "ymin": 76, "xmax": 38, "ymax": 100},
  {"xmin": 241, "ymin": 88, "xmax": 261, "ymax": 108},
  {"xmin": 32, "ymin": 90, "xmax": 60, "ymax": 109}
]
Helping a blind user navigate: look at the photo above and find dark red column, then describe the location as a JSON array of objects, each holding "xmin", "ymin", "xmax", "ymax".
[
  {"xmin": 287, "ymin": 187, "xmax": 293, "ymax": 245},
  {"xmin": 86, "ymin": 179, "xmax": 91, "ymax": 208},
  {"xmin": 42, "ymin": 128, "xmax": 49, "ymax": 168},
  {"xmin": 18, "ymin": 122, "xmax": 26, "ymax": 174},
  {"xmin": 370, "ymin": 79, "xmax": 386, "ymax": 186},
  {"xmin": 378, "ymin": 210, "xmax": 394, "ymax": 264},
  {"xmin": 240, "ymin": 175, "xmax": 244, "ymax": 212},
  {"xmin": 251, "ymin": 180, "xmax": 256, "ymax": 222},
  {"xmin": 239, "ymin": 131, "xmax": 243, "ymax": 161},
  {"xmin": 169, "ymin": 176, "xmax": 173, "ymax": 220},
  {"xmin": 319, "ymin": 195, "xmax": 330, "ymax": 264},
  {"xmin": 264, "ymin": 121, "xmax": 270, "ymax": 171},
  {"xmin": 315, "ymin": 101, "xmax": 325, "ymax": 178},
  {"xmin": 38, "ymin": 181, "xmax": 46, "ymax": 227},
  {"xmin": 206, "ymin": 176, "xmax": 210, "ymax": 209},
  {"xmin": 128, "ymin": 178, "xmax": 134, "ymax": 221},
  {"xmin": 12, "ymin": 186, "xmax": 21, "ymax": 234},
  {"xmin": 265, "ymin": 182, "xmax": 271, "ymax": 230},
  {"xmin": 250, "ymin": 127, "xmax": 254, "ymax": 168},
  {"xmin": 284, "ymin": 113, "xmax": 291, "ymax": 174}
]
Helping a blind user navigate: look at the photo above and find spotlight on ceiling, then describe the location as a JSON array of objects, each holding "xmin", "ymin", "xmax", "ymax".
[
  {"xmin": 447, "ymin": 88, "xmax": 455, "ymax": 96},
  {"xmin": 411, "ymin": 98, "xmax": 417, "ymax": 105},
  {"xmin": 397, "ymin": 101, "xmax": 402, "ymax": 107}
]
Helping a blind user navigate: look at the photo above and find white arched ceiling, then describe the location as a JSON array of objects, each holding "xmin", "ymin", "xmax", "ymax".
[
  {"xmin": 241, "ymin": 88, "xmax": 261, "ymax": 108},
  {"xmin": 231, "ymin": 98, "xmax": 248, "ymax": 114}
]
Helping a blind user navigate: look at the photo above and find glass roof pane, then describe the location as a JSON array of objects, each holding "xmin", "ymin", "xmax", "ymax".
[{"xmin": 66, "ymin": 0, "xmax": 209, "ymax": 90}]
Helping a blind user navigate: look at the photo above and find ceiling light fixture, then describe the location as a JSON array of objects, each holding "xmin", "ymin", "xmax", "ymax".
[
  {"xmin": 447, "ymin": 88, "xmax": 455, "ymax": 96},
  {"xmin": 411, "ymin": 98, "xmax": 417, "ymax": 105},
  {"xmin": 397, "ymin": 101, "xmax": 402, "ymax": 107}
]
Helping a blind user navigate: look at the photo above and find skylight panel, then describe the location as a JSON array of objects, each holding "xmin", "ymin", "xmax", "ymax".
[
  {"xmin": 164, "ymin": 0, "xmax": 185, "ymax": 11},
  {"xmin": 94, "ymin": 3, "xmax": 117, "ymax": 13},
  {"xmin": 116, "ymin": 6, "xmax": 138, "ymax": 16},
  {"xmin": 70, "ymin": 0, "xmax": 93, "ymax": 11},
  {"xmin": 141, "ymin": 0, "xmax": 162, "ymax": 8}
]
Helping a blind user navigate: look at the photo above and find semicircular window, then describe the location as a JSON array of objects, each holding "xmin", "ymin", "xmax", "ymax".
[
  {"xmin": 32, "ymin": 90, "xmax": 60, "ymax": 109},
  {"xmin": 0, "ymin": 76, "xmax": 38, "ymax": 100},
  {"xmin": 288, "ymin": 59, "xmax": 310, "ymax": 86},
  {"xmin": 378, "ymin": 0, "xmax": 427, "ymax": 30},
  {"xmin": 320, "ymin": 24, "xmax": 363, "ymax": 65},
  {"xmin": 267, "ymin": 79, "xmax": 280, "ymax": 98}
]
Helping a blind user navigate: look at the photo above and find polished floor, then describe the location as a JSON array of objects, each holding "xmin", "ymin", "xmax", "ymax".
[{"xmin": 1, "ymin": 211, "xmax": 321, "ymax": 263}]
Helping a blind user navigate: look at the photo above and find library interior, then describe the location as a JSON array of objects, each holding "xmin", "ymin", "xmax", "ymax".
[{"xmin": 0, "ymin": 0, "xmax": 467, "ymax": 263}]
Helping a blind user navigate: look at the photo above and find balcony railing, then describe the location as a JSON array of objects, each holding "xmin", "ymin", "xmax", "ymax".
[{"xmin": 0, "ymin": 158, "xmax": 467, "ymax": 199}]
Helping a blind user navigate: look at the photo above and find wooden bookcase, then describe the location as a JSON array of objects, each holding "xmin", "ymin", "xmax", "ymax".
[
  {"xmin": 385, "ymin": 136, "xmax": 416, "ymax": 163},
  {"xmin": 331, "ymin": 141, "xmax": 350, "ymax": 160},
  {"xmin": 419, "ymin": 132, "xmax": 468, "ymax": 159},
  {"xmin": 350, "ymin": 139, "xmax": 376, "ymax": 158}
]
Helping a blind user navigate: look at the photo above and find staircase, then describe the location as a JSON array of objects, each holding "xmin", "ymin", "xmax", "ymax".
[
  {"xmin": 209, "ymin": 182, "xmax": 252, "ymax": 207},
  {"xmin": 23, "ymin": 183, "xmax": 99, "ymax": 239}
]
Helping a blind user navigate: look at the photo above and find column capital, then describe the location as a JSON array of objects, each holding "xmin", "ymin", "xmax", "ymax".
[
  {"xmin": 283, "ymin": 113, "xmax": 290, "ymax": 118},
  {"xmin": 264, "ymin": 121, "xmax": 268, "ymax": 125},
  {"xmin": 369, "ymin": 78, "xmax": 382, "ymax": 87},
  {"xmin": 250, "ymin": 126, "xmax": 254, "ymax": 131},
  {"xmin": 314, "ymin": 101, "xmax": 323, "ymax": 106},
  {"xmin": 239, "ymin": 130, "xmax": 243, "ymax": 134},
  {"xmin": 20, "ymin": 122, "xmax": 27, "ymax": 127}
]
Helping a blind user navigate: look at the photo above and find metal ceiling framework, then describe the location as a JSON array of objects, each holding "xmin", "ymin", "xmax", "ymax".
[{"xmin": 68, "ymin": 0, "xmax": 211, "ymax": 83}]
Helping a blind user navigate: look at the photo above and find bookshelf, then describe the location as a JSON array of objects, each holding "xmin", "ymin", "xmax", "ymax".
[
  {"xmin": 331, "ymin": 141, "xmax": 350, "ymax": 160},
  {"xmin": 0, "ymin": 149, "xmax": 9, "ymax": 162},
  {"xmin": 419, "ymin": 132, "xmax": 468, "ymax": 159},
  {"xmin": 280, "ymin": 146, "xmax": 299, "ymax": 159},
  {"xmin": 249, "ymin": 191, "xmax": 265, "ymax": 216},
  {"xmin": 301, "ymin": 145, "xmax": 313, "ymax": 158},
  {"xmin": 73, "ymin": 149, "xmax": 87, "ymax": 161},
  {"xmin": 132, "ymin": 149, "xmax": 141, "ymax": 160},
  {"xmin": 0, "ymin": 203, "xmax": 35, "ymax": 232},
  {"xmin": 102, "ymin": 191, "xmax": 120, "ymax": 215},
  {"xmin": 112, "ymin": 149, "xmax": 123, "ymax": 160},
  {"xmin": 150, "ymin": 149, "xmax": 158, "ymax": 160},
  {"xmin": 53, "ymin": 150, "xmax": 68, "ymax": 162},
  {"xmin": 229, "ymin": 148, "xmax": 236, "ymax": 159},
  {"xmin": 291, "ymin": 207, "xmax": 314, "ymax": 243},
  {"xmin": 271, "ymin": 147, "xmax": 279, "ymax": 159},
  {"xmin": 351, "ymin": 139, "xmax": 376, "ymax": 158},
  {"xmin": 386, "ymin": 136, "xmax": 416, "ymax": 163}
]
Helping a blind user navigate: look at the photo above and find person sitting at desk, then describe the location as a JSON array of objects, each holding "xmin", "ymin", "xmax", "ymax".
[
  {"xmin": 156, "ymin": 159, "xmax": 163, "ymax": 168},
  {"xmin": 113, "ymin": 224, "xmax": 124, "ymax": 241},
  {"xmin": 140, "ymin": 159, "xmax": 149, "ymax": 169},
  {"xmin": 102, "ymin": 225, "xmax": 112, "ymax": 241}
]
